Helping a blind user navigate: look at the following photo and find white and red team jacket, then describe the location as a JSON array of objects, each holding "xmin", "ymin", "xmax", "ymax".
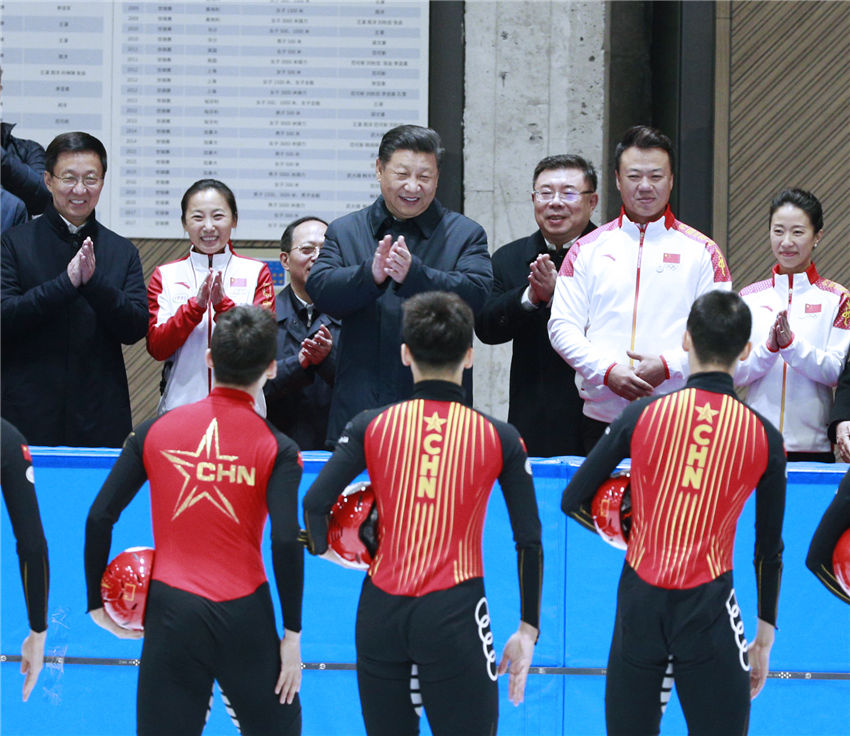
[
  {"xmin": 736, "ymin": 263, "xmax": 850, "ymax": 453},
  {"xmin": 548, "ymin": 206, "xmax": 732, "ymax": 423},
  {"xmin": 147, "ymin": 243, "xmax": 275, "ymax": 414}
]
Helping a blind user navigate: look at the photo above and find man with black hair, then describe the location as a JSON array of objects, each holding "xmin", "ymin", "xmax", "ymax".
[
  {"xmin": 562, "ymin": 290, "xmax": 786, "ymax": 735},
  {"xmin": 306, "ymin": 124, "xmax": 492, "ymax": 447},
  {"xmin": 85, "ymin": 306, "xmax": 304, "ymax": 736},
  {"xmin": 476, "ymin": 153, "xmax": 598, "ymax": 456},
  {"xmin": 549, "ymin": 125, "xmax": 732, "ymax": 453},
  {"xmin": 1, "ymin": 131, "xmax": 147, "ymax": 447},
  {"xmin": 303, "ymin": 291, "xmax": 542, "ymax": 736},
  {"xmin": 265, "ymin": 215, "xmax": 340, "ymax": 450}
]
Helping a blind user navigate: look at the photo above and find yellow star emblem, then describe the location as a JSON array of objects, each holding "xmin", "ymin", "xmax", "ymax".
[
  {"xmin": 695, "ymin": 402, "xmax": 719, "ymax": 424},
  {"xmin": 161, "ymin": 418, "xmax": 241, "ymax": 523},
  {"xmin": 423, "ymin": 411, "xmax": 447, "ymax": 432}
]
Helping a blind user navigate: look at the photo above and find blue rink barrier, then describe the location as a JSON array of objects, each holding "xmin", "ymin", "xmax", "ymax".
[{"xmin": 2, "ymin": 450, "xmax": 848, "ymax": 736}]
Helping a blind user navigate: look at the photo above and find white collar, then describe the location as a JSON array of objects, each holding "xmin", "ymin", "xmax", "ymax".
[
  {"xmin": 58, "ymin": 213, "xmax": 86, "ymax": 234},
  {"xmin": 545, "ymin": 234, "xmax": 580, "ymax": 252}
]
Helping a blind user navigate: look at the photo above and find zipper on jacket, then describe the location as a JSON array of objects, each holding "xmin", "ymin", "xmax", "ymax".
[
  {"xmin": 629, "ymin": 224, "xmax": 647, "ymax": 364},
  {"xmin": 778, "ymin": 274, "xmax": 793, "ymax": 434},
  {"xmin": 207, "ymin": 254, "xmax": 214, "ymax": 394}
]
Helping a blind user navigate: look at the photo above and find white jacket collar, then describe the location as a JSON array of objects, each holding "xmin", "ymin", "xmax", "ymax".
[{"xmin": 189, "ymin": 241, "xmax": 234, "ymax": 270}]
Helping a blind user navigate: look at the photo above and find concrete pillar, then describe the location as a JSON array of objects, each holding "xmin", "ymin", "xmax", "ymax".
[{"xmin": 464, "ymin": 1, "xmax": 608, "ymax": 418}]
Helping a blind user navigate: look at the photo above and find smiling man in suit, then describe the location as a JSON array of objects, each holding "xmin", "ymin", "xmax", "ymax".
[
  {"xmin": 475, "ymin": 154, "xmax": 598, "ymax": 457},
  {"xmin": 264, "ymin": 215, "xmax": 340, "ymax": 451}
]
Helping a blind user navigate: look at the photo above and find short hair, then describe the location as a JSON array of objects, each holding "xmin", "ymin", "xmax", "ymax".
[
  {"xmin": 210, "ymin": 306, "xmax": 277, "ymax": 386},
  {"xmin": 378, "ymin": 125, "xmax": 444, "ymax": 167},
  {"xmin": 180, "ymin": 179, "xmax": 238, "ymax": 225},
  {"xmin": 280, "ymin": 216, "xmax": 328, "ymax": 253},
  {"xmin": 614, "ymin": 125, "xmax": 675, "ymax": 173},
  {"xmin": 769, "ymin": 188, "xmax": 823, "ymax": 232},
  {"xmin": 45, "ymin": 132, "xmax": 108, "ymax": 176},
  {"xmin": 402, "ymin": 292, "xmax": 473, "ymax": 370},
  {"xmin": 686, "ymin": 291, "xmax": 752, "ymax": 367},
  {"xmin": 533, "ymin": 154, "xmax": 598, "ymax": 192}
]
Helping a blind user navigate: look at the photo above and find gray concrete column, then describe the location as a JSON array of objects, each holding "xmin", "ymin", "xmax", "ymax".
[{"xmin": 464, "ymin": 0, "xmax": 608, "ymax": 418}]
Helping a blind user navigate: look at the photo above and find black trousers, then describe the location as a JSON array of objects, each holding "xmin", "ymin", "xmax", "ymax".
[
  {"xmin": 606, "ymin": 565, "xmax": 751, "ymax": 736},
  {"xmin": 581, "ymin": 415, "xmax": 609, "ymax": 455},
  {"xmin": 786, "ymin": 450, "xmax": 834, "ymax": 463},
  {"xmin": 137, "ymin": 580, "xmax": 301, "ymax": 736},
  {"xmin": 355, "ymin": 577, "xmax": 499, "ymax": 736}
]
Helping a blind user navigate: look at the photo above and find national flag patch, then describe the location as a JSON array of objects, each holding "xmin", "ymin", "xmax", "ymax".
[
  {"xmin": 805, "ymin": 303, "xmax": 821, "ymax": 314},
  {"xmin": 663, "ymin": 252, "xmax": 680, "ymax": 264},
  {"xmin": 230, "ymin": 277, "xmax": 247, "ymax": 287}
]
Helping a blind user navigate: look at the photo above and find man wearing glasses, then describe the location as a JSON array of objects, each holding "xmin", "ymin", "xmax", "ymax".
[
  {"xmin": 475, "ymin": 154, "xmax": 598, "ymax": 458},
  {"xmin": 265, "ymin": 216, "xmax": 341, "ymax": 450},
  {"xmin": 1, "ymin": 131, "xmax": 147, "ymax": 447},
  {"xmin": 548, "ymin": 126, "xmax": 732, "ymax": 452}
]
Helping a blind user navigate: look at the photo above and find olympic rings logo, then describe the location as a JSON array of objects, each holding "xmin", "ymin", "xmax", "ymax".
[{"xmin": 475, "ymin": 597, "xmax": 498, "ymax": 682}]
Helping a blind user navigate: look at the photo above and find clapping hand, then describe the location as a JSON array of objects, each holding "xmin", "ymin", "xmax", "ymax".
[
  {"xmin": 773, "ymin": 310, "xmax": 793, "ymax": 348},
  {"xmin": 67, "ymin": 237, "xmax": 96, "ymax": 287},
  {"xmin": 372, "ymin": 235, "xmax": 393, "ymax": 285},
  {"xmin": 527, "ymin": 254, "xmax": 557, "ymax": 305},
  {"xmin": 385, "ymin": 236, "xmax": 412, "ymax": 284},
  {"xmin": 210, "ymin": 270, "xmax": 225, "ymax": 307},
  {"xmin": 298, "ymin": 324, "xmax": 333, "ymax": 368},
  {"xmin": 196, "ymin": 270, "xmax": 213, "ymax": 309}
]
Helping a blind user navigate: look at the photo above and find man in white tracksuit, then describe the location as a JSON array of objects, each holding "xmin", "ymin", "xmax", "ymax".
[{"xmin": 548, "ymin": 125, "xmax": 733, "ymax": 452}]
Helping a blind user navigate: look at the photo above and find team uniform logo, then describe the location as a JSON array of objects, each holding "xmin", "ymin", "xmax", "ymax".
[
  {"xmin": 659, "ymin": 252, "xmax": 680, "ymax": 272},
  {"xmin": 418, "ymin": 412, "xmax": 447, "ymax": 499},
  {"xmin": 725, "ymin": 589, "xmax": 749, "ymax": 672},
  {"xmin": 161, "ymin": 418, "xmax": 256, "ymax": 523},
  {"xmin": 475, "ymin": 597, "xmax": 498, "ymax": 682}
]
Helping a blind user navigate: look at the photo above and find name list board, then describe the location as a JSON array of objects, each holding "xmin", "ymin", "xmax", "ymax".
[{"xmin": 0, "ymin": 0, "xmax": 428, "ymax": 239}]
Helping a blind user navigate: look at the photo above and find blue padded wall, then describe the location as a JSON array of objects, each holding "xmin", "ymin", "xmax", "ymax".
[{"xmin": 2, "ymin": 450, "xmax": 848, "ymax": 735}]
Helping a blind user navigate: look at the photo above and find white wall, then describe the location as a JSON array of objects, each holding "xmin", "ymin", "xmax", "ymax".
[{"xmin": 463, "ymin": 1, "xmax": 608, "ymax": 417}]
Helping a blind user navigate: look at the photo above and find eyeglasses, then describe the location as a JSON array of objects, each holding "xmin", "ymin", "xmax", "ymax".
[
  {"xmin": 293, "ymin": 245, "xmax": 321, "ymax": 257},
  {"xmin": 532, "ymin": 189, "xmax": 593, "ymax": 203},
  {"xmin": 52, "ymin": 174, "xmax": 103, "ymax": 188}
]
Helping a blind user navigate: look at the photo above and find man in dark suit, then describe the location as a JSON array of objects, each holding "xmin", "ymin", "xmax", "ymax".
[
  {"xmin": 306, "ymin": 125, "xmax": 491, "ymax": 446},
  {"xmin": 476, "ymin": 154, "xmax": 598, "ymax": 457},
  {"xmin": 265, "ymin": 216, "xmax": 341, "ymax": 451}
]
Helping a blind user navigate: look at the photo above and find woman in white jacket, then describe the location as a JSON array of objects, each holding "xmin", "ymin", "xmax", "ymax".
[
  {"xmin": 736, "ymin": 188, "xmax": 850, "ymax": 461},
  {"xmin": 146, "ymin": 179, "xmax": 275, "ymax": 413}
]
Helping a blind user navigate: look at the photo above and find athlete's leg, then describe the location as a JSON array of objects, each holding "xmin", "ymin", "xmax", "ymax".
[
  {"xmin": 356, "ymin": 578, "xmax": 420, "ymax": 736},
  {"xmin": 671, "ymin": 579, "xmax": 750, "ymax": 736},
  {"xmin": 137, "ymin": 581, "xmax": 216, "ymax": 736},
  {"xmin": 215, "ymin": 584, "xmax": 301, "ymax": 736},
  {"xmin": 409, "ymin": 579, "xmax": 499, "ymax": 736},
  {"xmin": 605, "ymin": 566, "xmax": 669, "ymax": 736}
]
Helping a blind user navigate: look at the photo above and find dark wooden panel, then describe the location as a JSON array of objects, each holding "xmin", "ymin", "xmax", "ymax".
[{"xmin": 724, "ymin": 1, "xmax": 850, "ymax": 293}]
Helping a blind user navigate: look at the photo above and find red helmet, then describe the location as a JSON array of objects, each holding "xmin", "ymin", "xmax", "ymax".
[
  {"xmin": 328, "ymin": 481, "xmax": 378, "ymax": 566},
  {"xmin": 591, "ymin": 474, "xmax": 633, "ymax": 550},
  {"xmin": 833, "ymin": 528, "xmax": 850, "ymax": 597},
  {"xmin": 100, "ymin": 546, "xmax": 155, "ymax": 631}
]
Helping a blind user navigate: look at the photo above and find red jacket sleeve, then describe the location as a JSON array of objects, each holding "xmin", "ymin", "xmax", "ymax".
[
  {"xmin": 212, "ymin": 262, "xmax": 276, "ymax": 321},
  {"xmin": 253, "ymin": 263, "xmax": 276, "ymax": 313},
  {"xmin": 146, "ymin": 266, "xmax": 206, "ymax": 361}
]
